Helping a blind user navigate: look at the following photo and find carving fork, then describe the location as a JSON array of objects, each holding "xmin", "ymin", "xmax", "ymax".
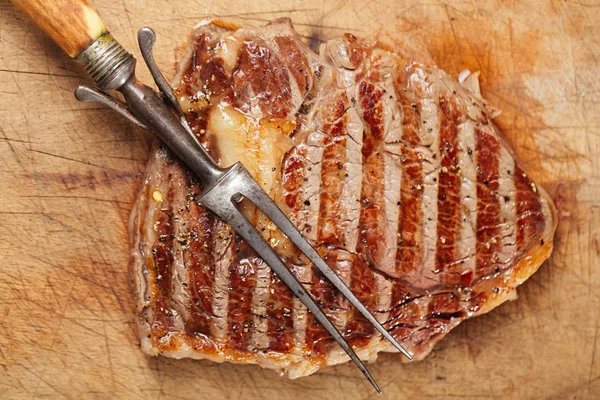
[{"xmin": 11, "ymin": 0, "xmax": 413, "ymax": 391}]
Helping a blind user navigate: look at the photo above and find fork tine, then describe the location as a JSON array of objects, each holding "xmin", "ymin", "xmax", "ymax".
[
  {"xmin": 216, "ymin": 200, "xmax": 382, "ymax": 393},
  {"xmin": 245, "ymin": 183, "xmax": 413, "ymax": 361}
]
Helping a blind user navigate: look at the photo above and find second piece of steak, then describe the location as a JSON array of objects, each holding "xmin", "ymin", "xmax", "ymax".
[{"xmin": 129, "ymin": 18, "xmax": 557, "ymax": 378}]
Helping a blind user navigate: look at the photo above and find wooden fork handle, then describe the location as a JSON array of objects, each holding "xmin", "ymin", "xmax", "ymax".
[{"xmin": 11, "ymin": 0, "xmax": 106, "ymax": 58}]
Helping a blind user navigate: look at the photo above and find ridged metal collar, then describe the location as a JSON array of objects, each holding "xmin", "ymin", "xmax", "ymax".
[{"xmin": 76, "ymin": 32, "xmax": 135, "ymax": 90}]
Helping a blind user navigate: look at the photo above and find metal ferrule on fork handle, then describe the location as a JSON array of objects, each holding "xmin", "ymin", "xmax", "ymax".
[{"xmin": 75, "ymin": 32, "xmax": 135, "ymax": 90}]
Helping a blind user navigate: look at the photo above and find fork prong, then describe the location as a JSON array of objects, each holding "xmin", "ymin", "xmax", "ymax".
[
  {"xmin": 137, "ymin": 27, "xmax": 194, "ymax": 135},
  {"xmin": 213, "ymin": 199, "xmax": 381, "ymax": 393},
  {"xmin": 245, "ymin": 182, "xmax": 413, "ymax": 361}
]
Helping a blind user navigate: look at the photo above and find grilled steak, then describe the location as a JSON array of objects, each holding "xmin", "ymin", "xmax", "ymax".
[{"xmin": 129, "ymin": 18, "xmax": 557, "ymax": 378}]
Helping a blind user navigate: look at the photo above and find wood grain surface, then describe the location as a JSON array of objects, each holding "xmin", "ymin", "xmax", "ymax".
[
  {"xmin": 0, "ymin": 0, "xmax": 598, "ymax": 399},
  {"xmin": 10, "ymin": 0, "xmax": 106, "ymax": 58}
]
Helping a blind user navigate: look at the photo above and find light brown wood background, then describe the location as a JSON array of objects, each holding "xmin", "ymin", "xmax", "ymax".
[{"xmin": 0, "ymin": 0, "xmax": 598, "ymax": 398}]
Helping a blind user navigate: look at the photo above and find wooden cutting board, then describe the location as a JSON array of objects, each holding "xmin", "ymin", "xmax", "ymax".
[{"xmin": 1, "ymin": 0, "xmax": 598, "ymax": 398}]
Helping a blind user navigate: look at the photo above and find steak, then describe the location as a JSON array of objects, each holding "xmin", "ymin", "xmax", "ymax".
[{"xmin": 129, "ymin": 18, "xmax": 557, "ymax": 378}]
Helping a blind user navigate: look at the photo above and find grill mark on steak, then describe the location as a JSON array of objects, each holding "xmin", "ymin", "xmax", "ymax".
[
  {"xmin": 290, "ymin": 264, "xmax": 311, "ymax": 357},
  {"xmin": 435, "ymin": 95, "xmax": 463, "ymax": 282},
  {"xmin": 226, "ymin": 237, "xmax": 259, "ymax": 350},
  {"xmin": 152, "ymin": 180, "xmax": 174, "ymax": 305},
  {"xmin": 282, "ymin": 147, "xmax": 308, "ymax": 213},
  {"xmin": 393, "ymin": 85, "xmax": 424, "ymax": 278},
  {"xmin": 345, "ymin": 254, "xmax": 378, "ymax": 346},
  {"xmin": 357, "ymin": 80, "xmax": 385, "ymax": 264},
  {"xmin": 273, "ymin": 147, "xmax": 309, "ymax": 354},
  {"xmin": 317, "ymin": 93, "xmax": 349, "ymax": 246},
  {"xmin": 280, "ymin": 143, "xmax": 318, "ymax": 357},
  {"xmin": 184, "ymin": 198, "xmax": 216, "ymax": 336},
  {"xmin": 360, "ymin": 50, "xmax": 405, "ymax": 277},
  {"xmin": 475, "ymin": 129, "xmax": 502, "ymax": 278},
  {"xmin": 250, "ymin": 255, "xmax": 271, "ymax": 350},
  {"xmin": 389, "ymin": 73, "xmax": 424, "ymax": 336},
  {"xmin": 347, "ymin": 79, "xmax": 388, "ymax": 344},
  {"xmin": 305, "ymin": 247, "xmax": 347, "ymax": 356},
  {"xmin": 307, "ymin": 93, "xmax": 356, "ymax": 349},
  {"xmin": 148, "ymin": 164, "xmax": 182, "ymax": 345},
  {"xmin": 167, "ymin": 165, "xmax": 193, "ymax": 335},
  {"xmin": 210, "ymin": 221, "xmax": 235, "ymax": 342},
  {"xmin": 303, "ymin": 84, "xmax": 359, "ymax": 354},
  {"xmin": 328, "ymin": 81, "xmax": 369, "ymax": 349},
  {"xmin": 497, "ymin": 147, "xmax": 518, "ymax": 265},
  {"xmin": 304, "ymin": 90, "xmax": 356, "ymax": 353},
  {"xmin": 514, "ymin": 165, "xmax": 546, "ymax": 252},
  {"xmin": 248, "ymin": 204, "xmax": 277, "ymax": 351},
  {"xmin": 265, "ymin": 263, "xmax": 295, "ymax": 353},
  {"xmin": 387, "ymin": 285, "xmax": 416, "ymax": 338}
]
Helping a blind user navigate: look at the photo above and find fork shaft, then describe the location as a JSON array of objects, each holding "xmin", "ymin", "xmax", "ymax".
[{"xmin": 119, "ymin": 76, "xmax": 224, "ymax": 187}]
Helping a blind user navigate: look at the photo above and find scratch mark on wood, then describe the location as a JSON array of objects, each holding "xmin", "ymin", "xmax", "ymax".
[
  {"xmin": 17, "ymin": 195, "xmax": 130, "ymax": 205},
  {"xmin": 0, "ymin": 68, "xmax": 81, "ymax": 79},
  {"xmin": 29, "ymin": 149, "xmax": 120, "ymax": 171},
  {"xmin": 16, "ymin": 362, "xmax": 71, "ymax": 399}
]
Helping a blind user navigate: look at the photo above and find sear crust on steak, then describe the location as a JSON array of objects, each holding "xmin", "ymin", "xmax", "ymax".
[{"xmin": 129, "ymin": 18, "xmax": 557, "ymax": 378}]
